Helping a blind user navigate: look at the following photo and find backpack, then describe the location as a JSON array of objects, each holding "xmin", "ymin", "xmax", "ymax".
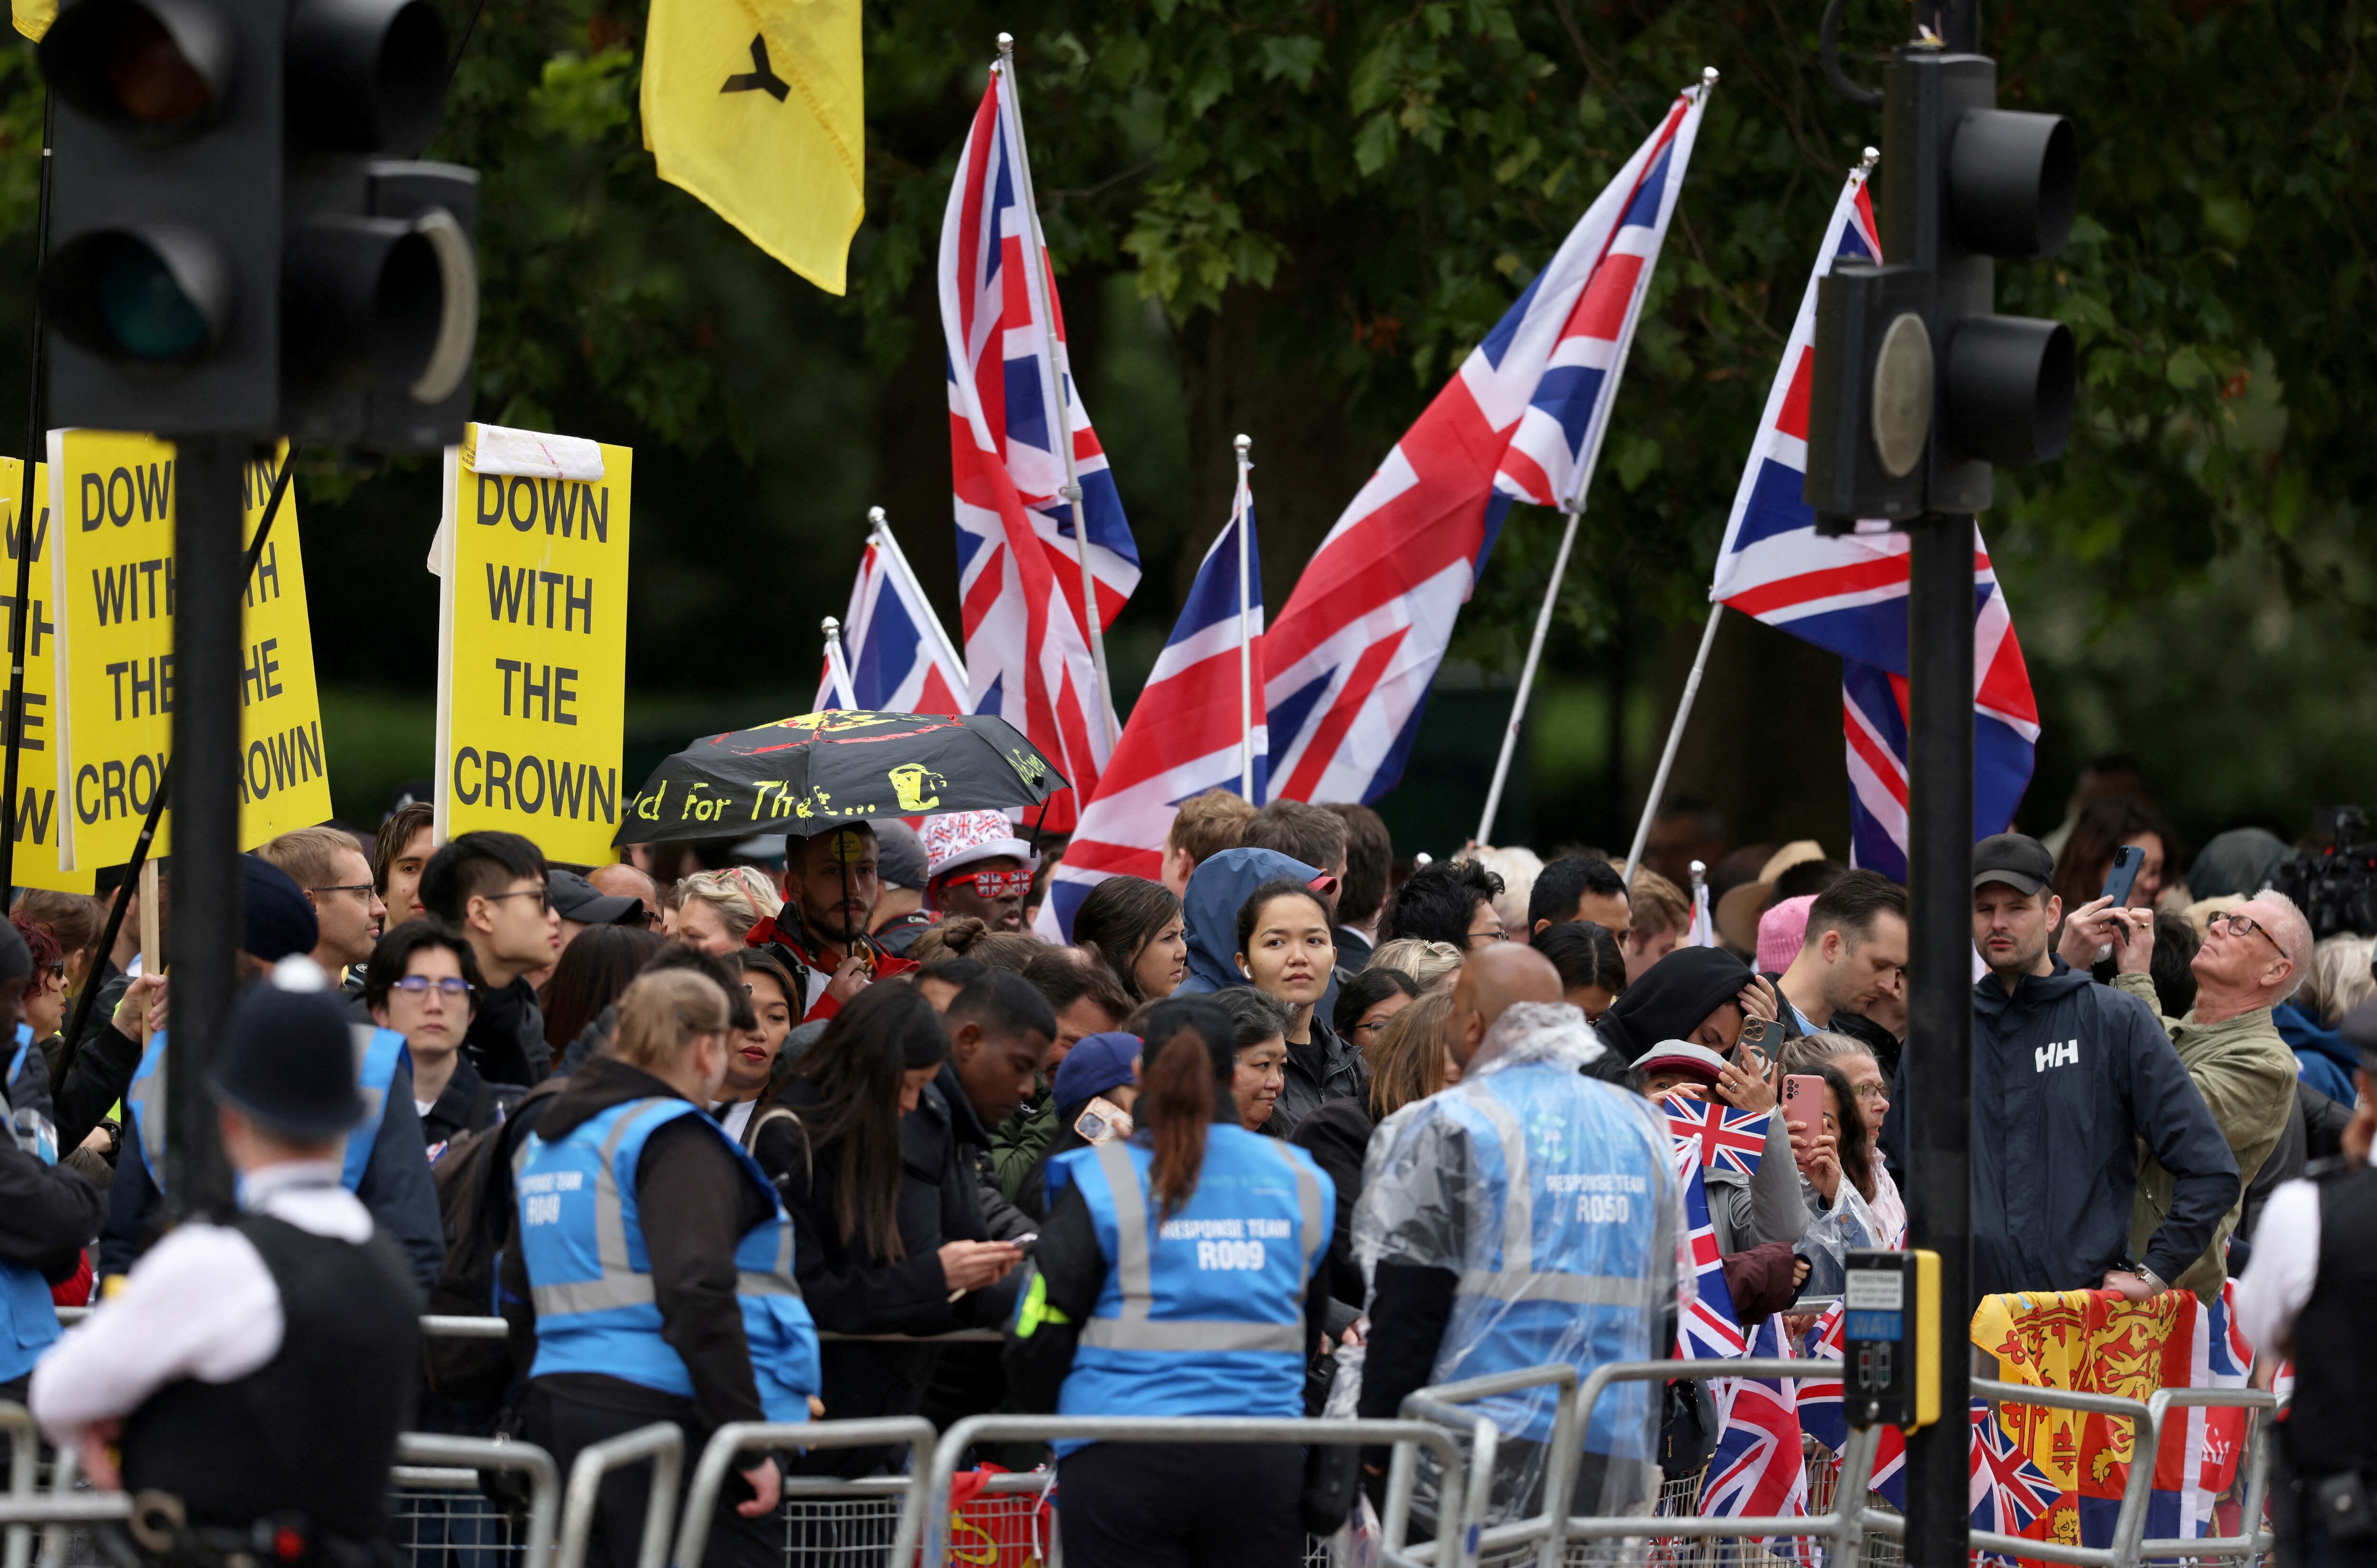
[{"xmin": 424, "ymin": 1081, "xmax": 560, "ymax": 1402}]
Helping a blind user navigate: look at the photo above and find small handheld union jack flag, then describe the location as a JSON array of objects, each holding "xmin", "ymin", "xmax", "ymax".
[
  {"xmin": 1662, "ymin": 1093, "xmax": 1770, "ymax": 1178},
  {"xmin": 1674, "ymin": 1142, "xmax": 1748, "ymax": 1368},
  {"xmin": 1971, "ymin": 1401, "xmax": 2059, "ymax": 1546}
]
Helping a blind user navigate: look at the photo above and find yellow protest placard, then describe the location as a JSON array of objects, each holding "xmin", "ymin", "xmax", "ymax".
[
  {"xmin": 434, "ymin": 427, "xmax": 631, "ymax": 864},
  {"xmin": 0, "ymin": 459, "xmax": 92, "ymax": 892},
  {"xmin": 48, "ymin": 431, "xmax": 332, "ymax": 869}
]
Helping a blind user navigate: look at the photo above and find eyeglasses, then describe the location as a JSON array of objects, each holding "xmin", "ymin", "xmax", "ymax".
[
  {"xmin": 1351, "ymin": 1017, "xmax": 1396, "ymax": 1042},
  {"xmin": 2211, "ymin": 911, "xmax": 2282, "ymax": 955},
  {"xmin": 1849, "ymin": 1083, "xmax": 1890, "ymax": 1107},
  {"xmin": 392, "ymin": 976, "xmax": 473, "ymax": 998},
  {"xmin": 944, "ymin": 867, "xmax": 1034, "ymax": 900},
  {"xmin": 480, "ymin": 886, "xmax": 552, "ymax": 912},
  {"xmin": 312, "ymin": 882, "xmax": 376, "ymax": 900}
]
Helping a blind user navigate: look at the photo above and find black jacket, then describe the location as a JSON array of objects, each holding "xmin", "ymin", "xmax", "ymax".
[
  {"xmin": 498, "ymin": 1056, "xmax": 773, "ymax": 1437},
  {"xmin": 755, "ymin": 1076, "xmax": 991, "ymax": 1473},
  {"xmin": 1880, "ymin": 958, "xmax": 2239, "ymax": 1301},
  {"xmin": 417, "ymin": 1055, "xmax": 504, "ymax": 1149},
  {"xmin": 929, "ymin": 1063, "xmax": 1037, "ymax": 1245},
  {"xmin": 0, "ymin": 1135, "xmax": 103, "ymax": 1280},
  {"xmin": 464, "ymin": 978, "xmax": 547, "ymax": 1089},
  {"xmin": 1290, "ymin": 1096, "xmax": 1372, "ymax": 1313},
  {"xmin": 1268, "ymin": 1017, "xmax": 1366, "ymax": 1138}
]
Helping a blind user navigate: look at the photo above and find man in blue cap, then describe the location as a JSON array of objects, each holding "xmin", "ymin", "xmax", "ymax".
[
  {"xmin": 99, "ymin": 856, "xmax": 444, "ymax": 1295},
  {"xmin": 33, "ymin": 961, "xmax": 421, "ymax": 1562}
]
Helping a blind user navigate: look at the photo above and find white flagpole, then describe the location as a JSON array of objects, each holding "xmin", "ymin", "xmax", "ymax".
[
  {"xmin": 1233, "ymin": 433, "xmax": 1255, "ymax": 800},
  {"xmin": 866, "ymin": 505, "xmax": 966, "ymax": 683},
  {"xmin": 1623, "ymin": 144, "xmax": 1877, "ymax": 884},
  {"xmin": 1475, "ymin": 67, "xmax": 1718, "ymax": 850},
  {"xmin": 1623, "ymin": 600, "xmax": 1725, "ymax": 884},
  {"xmin": 995, "ymin": 34, "xmax": 1120, "ymax": 747},
  {"xmin": 821, "ymin": 617, "xmax": 858, "ymax": 708}
]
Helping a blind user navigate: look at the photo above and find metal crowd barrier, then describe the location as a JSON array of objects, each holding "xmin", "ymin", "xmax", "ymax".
[
  {"xmin": 674, "ymin": 1417, "xmax": 936, "ymax": 1568},
  {"xmin": 0, "ymin": 1400, "xmax": 40, "ymax": 1568},
  {"xmin": 554, "ymin": 1422, "xmax": 681, "ymax": 1568},
  {"xmin": 392, "ymin": 1431, "xmax": 564, "ymax": 1568},
  {"xmin": 924, "ymin": 1414, "xmax": 1475, "ymax": 1568}
]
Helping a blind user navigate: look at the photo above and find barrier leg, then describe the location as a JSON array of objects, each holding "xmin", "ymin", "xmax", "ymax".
[{"xmin": 553, "ymin": 1423, "xmax": 682, "ymax": 1568}]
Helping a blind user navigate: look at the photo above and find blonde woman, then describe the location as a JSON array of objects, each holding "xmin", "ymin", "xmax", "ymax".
[
  {"xmin": 1363, "ymin": 937, "xmax": 1464, "ymax": 992},
  {"xmin": 672, "ymin": 868, "xmax": 783, "ymax": 956}
]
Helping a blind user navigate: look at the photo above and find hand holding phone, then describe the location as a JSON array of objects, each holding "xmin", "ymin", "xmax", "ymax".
[
  {"xmin": 1781, "ymin": 1074, "xmax": 1825, "ymax": 1145},
  {"xmin": 2101, "ymin": 844, "xmax": 2145, "ymax": 917}
]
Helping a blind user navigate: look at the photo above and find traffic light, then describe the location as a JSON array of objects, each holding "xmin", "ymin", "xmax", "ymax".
[
  {"xmin": 40, "ymin": 0, "xmax": 285, "ymax": 433},
  {"xmin": 39, "ymin": 0, "xmax": 476, "ymax": 447},
  {"xmin": 1805, "ymin": 47, "xmax": 2077, "ymax": 525}
]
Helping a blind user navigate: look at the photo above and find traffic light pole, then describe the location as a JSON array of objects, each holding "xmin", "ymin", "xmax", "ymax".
[
  {"xmin": 1902, "ymin": 510, "xmax": 1976, "ymax": 1568},
  {"xmin": 162, "ymin": 438, "xmax": 248, "ymax": 1221}
]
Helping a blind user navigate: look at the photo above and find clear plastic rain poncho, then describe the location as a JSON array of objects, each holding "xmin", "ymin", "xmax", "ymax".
[{"xmin": 1347, "ymin": 1002, "xmax": 1685, "ymax": 1528}]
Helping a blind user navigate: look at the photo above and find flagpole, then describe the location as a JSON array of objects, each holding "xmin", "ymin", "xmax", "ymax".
[
  {"xmin": 821, "ymin": 616, "xmax": 858, "ymax": 708},
  {"xmin": 1475, "ymin": 65, "xmax": 1719, "ymax": 850},
  {"xmin": 1623, "ymin": 600, "xmax": 1725, "ymax": 884},
  {"xmin": 867, "ymin": 505, "xmax": 966, "ymax": 682},
  {"xmin": 995, "ymin": 33, "xmax": 1120, "ymax": 748},
  {"xmin": 1233, "ymin": 433, "xmax": 1254, "ymax": 800},
  {"xmin": 1621, "ymin": 144, "xmax": 1874, "ymax": 883}
]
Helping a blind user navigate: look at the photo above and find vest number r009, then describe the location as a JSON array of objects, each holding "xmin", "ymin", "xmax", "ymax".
[{"xmin": 1194, "ymin": 1239, "xmax": 1267, "ymax": 1271}]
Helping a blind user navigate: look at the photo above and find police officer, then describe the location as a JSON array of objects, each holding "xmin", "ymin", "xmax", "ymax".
[
  {"xmin": 1355, "ymin": 945, "xmax": 1679, "ymax": 1526},
  {"xmin": 102, "ymin": 855, "xmax": 445, "ymax": 1296},
  {"xmin": 1005, "ymin": 996, "xmax": 1334, "ymax": 1568},
  {"xmin": 2237, "ymin": 1008, "xmax": 2377, "ymax": 1568},
  {"xmin": 503, "ymin": 968, "xmax": 821, "ymax": 1568},
  {"xmin": 29, "ymin": 960, "xmax": 420, "ymax": 1564}
]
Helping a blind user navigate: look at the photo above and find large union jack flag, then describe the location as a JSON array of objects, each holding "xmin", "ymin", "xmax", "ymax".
[
  {"xmin": 1673, "ymin": 1140, "xmax": 1748, "ymax": 1376},
  {"xmin": 1042, "ymin": 467, "xmax": 1266, "ymax": 939},
  {"xmin": 1705, "ymin": 161, "xmax": 2040, "ymax": 878},
  {"xmin": 1795, "ymin": 1299, "xmax": 1906, "ymax": 1505},
  {"xmin": 1662, "ymin": 1093, "xmax": 1770, "ymax": 1179},
  {"xmin": 1702, "ymin": 1316, "xmax": 1810, "ymax": 1544},
  {"xmin": 1971, "ymin": 1401, "xmax": 2061, "ymax": 1542},
  {"xmin": 1259, "ymin": 80, "xmax": 1710, "ymax": 805},
  {"xmin": 815, "ymin": 528, "xmax": 968, "ymax": 716},
  {"xmin": 939, "ymin": 64, "xmax": 1141, "ymax": 827}
]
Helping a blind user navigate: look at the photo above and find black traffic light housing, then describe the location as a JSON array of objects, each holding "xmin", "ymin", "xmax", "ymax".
[
  {"xmin": 38, "ymin": 0, "xmax": 475, "ymax": 448},
  {"xmin": 1805, "ymin": 47, "xmax": 2077, "ymax": 527}
]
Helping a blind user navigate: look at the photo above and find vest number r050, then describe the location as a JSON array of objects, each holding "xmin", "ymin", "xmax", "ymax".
[{"xmin": 1576, "ymin": 1193, "xmax": 1633, "ymax": 1223}]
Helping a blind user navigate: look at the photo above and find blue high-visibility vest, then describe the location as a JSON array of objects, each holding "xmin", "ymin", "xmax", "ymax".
[
  {"xmin": 513, "ymin": 1097, "xmax": 820, "ymax": 1423},
  {"xmin": 127, "ymin": 1025, "xmax": 409, "ymax": 1196},
  {"xmin": 1045, "ymin": 1125, "xmax": 1329, "ymax": 1454},
  {"xmin": 1425, "ymin": 1064, "xmax": 1666, "ymax": 1448}
]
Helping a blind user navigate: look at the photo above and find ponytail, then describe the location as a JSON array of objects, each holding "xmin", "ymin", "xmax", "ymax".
[{"xmin": 1140, "ymin": 1030, "xmax": 1213, "ymax": 1222}]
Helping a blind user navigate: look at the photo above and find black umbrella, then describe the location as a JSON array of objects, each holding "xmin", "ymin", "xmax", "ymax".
[{"xmin": 612, "ymin": 709, "xmax": 1067, "ymax": 846}]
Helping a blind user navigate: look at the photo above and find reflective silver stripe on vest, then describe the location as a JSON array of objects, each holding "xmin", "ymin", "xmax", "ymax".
[
  {"xmin": 1078, "ymin": 1317, "xmax": 1304, "ymax": 1352},
  {"xmin": 1086, "ymin": 1137, "xmax": 1309, "ymax": 1355},
  {"xmin": 132, "ymin": 1057, "xmax": 166, "ymax": 1175},
  {"xmin": 526, "ymin": 1101, "xmax": 666, "ymax": 1318},
  {"xmin": 737, "ymin": 1213, "xmax": 801, "ymax": 1298},
  {"xmin": 1455, "ymin": 1089, "xmax": 1648, "ymax": 1310}
]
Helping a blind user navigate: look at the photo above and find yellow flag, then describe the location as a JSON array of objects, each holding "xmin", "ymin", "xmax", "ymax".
[
  {"xmin": 640, "ymin": 0, "xmax": 862, "ymax": 295},
  {"xmin": 11, "ymin": 0, "xmax": 52, "ymax": 42}
]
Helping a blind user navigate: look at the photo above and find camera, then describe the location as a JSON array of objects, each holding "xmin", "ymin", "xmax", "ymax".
[{"xmin": 2269, "ymin": 807, "xmax": 2377, "ymax": 941}]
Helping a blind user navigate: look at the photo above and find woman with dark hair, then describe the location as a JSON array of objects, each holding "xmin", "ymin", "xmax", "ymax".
[
  {"xmin": 2051, "ymin": 794, "xmax": 2175, "ymax": 917},
  {"xmin": 1536, "ymin": 921, "xmax": 1626, "ymax": 1023},
  {"xmin": 1593, "ymin": 945, "xmax": 1778, "ymax": 1073},
  {"xmin": 541, "ymin": 925, "xmax": 665, "ymax": 1068},
  {"xmin": 755, "ymin": 983, "xmax": 1021, "ymax": 1473},
  {"xmin": 715, "ymin": 950, "xmax": 798, "ymax": 1147},
  {"xmin": 1211, "ymin": 987, "xmax": 1294, "ymax": 1132},
  {"xmin": 1005, "ymin": 997, "xmax": 1335, "ymax": 1568},
  {"xmin": 1233, "ymin": 878, "xmax": 1361, "ymax": 1133},
  {"xmin": 1333, "ymin": 965, "xmax": 1419, "ymax": 1054},
  {"xmin": 1072, "ymin": 876, "xmax": 1187, "ymax": 1003}
]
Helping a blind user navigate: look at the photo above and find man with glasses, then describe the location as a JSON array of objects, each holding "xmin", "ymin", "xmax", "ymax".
[
  {"xmin": 2069, "ymin": 890, "xmax": 2307, "ymax": 1299},
  {"xmin": 419, "ymin": 832, "xmax": 562, "ymax": 1088},
  {"xmin": 259, "ymin": 826, "xmax": 389, "ymax": 991},
  {"xmin": 1881, "ymin": 832, "xmax": 2238, "ymax": 1304}
]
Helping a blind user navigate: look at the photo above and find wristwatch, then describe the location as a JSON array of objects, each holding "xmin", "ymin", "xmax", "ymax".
[{"xmin": 2136, "ymin": 1264, "xmax": 2169, "ymax": 1296}]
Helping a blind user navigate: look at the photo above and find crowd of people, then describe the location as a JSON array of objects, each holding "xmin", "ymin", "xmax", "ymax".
[{"xmin": 0, "ymin": 764, "xmax": 2366, "ymax": 1567}]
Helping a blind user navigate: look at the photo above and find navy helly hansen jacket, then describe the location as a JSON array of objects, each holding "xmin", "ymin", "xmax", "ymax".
[{"xmin": 1881, "ymin": 957, "xmax": 2237, "ymax": 1303}]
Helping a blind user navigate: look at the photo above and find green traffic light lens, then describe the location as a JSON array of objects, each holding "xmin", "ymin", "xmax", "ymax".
[
  {"xmin": 96, "ymin": 239, "xmax": 210, "ymax": 360},
  {"xmin": 105, "ymin": 8, "xmax": 212, "ymax": 125}
]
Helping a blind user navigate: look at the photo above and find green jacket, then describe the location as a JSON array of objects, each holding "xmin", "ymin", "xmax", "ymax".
[
  {"xmin": 2115, "ymin": 971, "xmax": 2298, "ymax": 1299},
  {"xmin": 990, "ymin": 1093, "xmax": 1056, "ymax": 1205}
]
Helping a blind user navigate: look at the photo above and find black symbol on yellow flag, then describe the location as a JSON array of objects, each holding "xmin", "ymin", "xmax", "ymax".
[{"xmin": 721, "ymin": 35, "xmax": 791, "ymax": 102}]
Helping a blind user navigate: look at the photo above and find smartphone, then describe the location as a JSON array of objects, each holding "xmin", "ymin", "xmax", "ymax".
[
  {"xmin": 2101, "ymin": 843, "xmax": 2145, "ymax": 909},
  {"xmin": 1782, "ymin": 1074, "xmax": 1826, "ymax": 1144}
]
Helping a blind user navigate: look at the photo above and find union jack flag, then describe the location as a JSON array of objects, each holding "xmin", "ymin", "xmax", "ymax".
[
  {"xmin": 815, "ymin": 526, "xmax": 968, "ymax": 716},
  {"xmin": 1971, "ymin": 1402, "xmax": 2060, "ymax": 1541},
  {"xmin": 1706, "ymin": 162, "xmax": 2039, "ymax": 879},
  {"xmin": 1043, "ymin": 467, "xmax": 1266, "ymax": 939},
  {"xmin": 1796, "ymin": 1299, "xmax": 1906, "ymax": 1505},
  {"xmin": 1260, "ymin": 81, "xmax": 1710, "ymax": 805},
  {"xmin": 1662, "ymin": 1093, "xmax": 1769, "ymax": 1178},
  {"xmin": 1702, "ymin": 1316, "xmax": 1809, "ymax": 1542},
  {"xmin": 1675, "ymin": 1142, "xmax": 1748, "ymax": 1372},
  {"xmin": 939, "ymin": 63, "xmax": 1140, "ymax": 828}
]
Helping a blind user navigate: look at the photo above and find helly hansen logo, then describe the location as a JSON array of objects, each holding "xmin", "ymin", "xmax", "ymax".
[{"xmin": 2035, "ymin": 1039, "xmax": 2079, "ymax": 1073}]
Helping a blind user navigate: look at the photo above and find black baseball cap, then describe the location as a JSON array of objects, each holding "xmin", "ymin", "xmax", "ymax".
[
  {"xmin": 549, "ymin": 869, "xmax": 644, "ymax": 927},
  {"xmin": 1972, "ymin": 832, "xmax": 2055, "ymax": 896}
]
